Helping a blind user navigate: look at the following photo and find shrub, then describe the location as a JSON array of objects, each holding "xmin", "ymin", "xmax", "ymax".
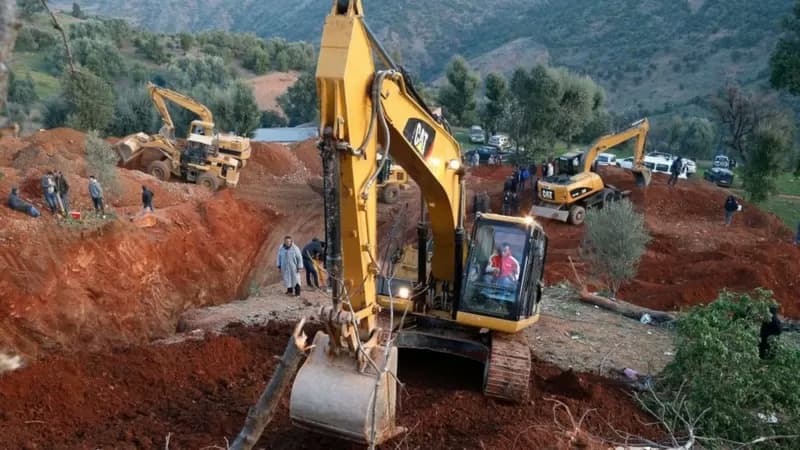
[
  {"xmin": 653, "ymin": 290, "xmax": 800, "ymax": 447},
  {"xmin": 85, "ymin": 130, "xmax": 120, "ymax": 197},
  {"xmin": 581, "ymin": 199, "xmax": 651, "ymax": 297}
]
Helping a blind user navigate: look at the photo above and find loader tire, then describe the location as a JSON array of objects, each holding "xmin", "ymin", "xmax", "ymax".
[
  {"xmin": 601, "ymin": 189, "xmax": 614, "ymax": 207},
  {"xmin": 196, "ymin": 172, "xmax": 221, "ymax": 191},
  {"xmin": 148, "ymin": 160, "xmax": 171, "ymax": 181},
  {"xmin": 568, "ymin": 205, "xmax": 586, "ymax": 225},
  {"xmin": 380, "ymin": 183, "xmax": 400, "ymax": 204}
]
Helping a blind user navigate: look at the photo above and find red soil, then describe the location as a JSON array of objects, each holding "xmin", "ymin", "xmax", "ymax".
[
  {"xmin": 479, "ymin": 165, "xmax": 800, "ymax": 318},
  {"xmin": 0, "ymin": 323, "xmax": 665, "ymax": 450},
  {"xmin": 0, "ymin": 130, "xmax": 279, "ymax": 358}
]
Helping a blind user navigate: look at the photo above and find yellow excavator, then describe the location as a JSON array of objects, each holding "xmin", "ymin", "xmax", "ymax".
[
  {"xmin": 532, "ymin": 118, "xmax": 652, "ymax": 225},
  {"xmin": 376, "ymin": 154, "xmax": 409, "ymax": 204},
  {"xmin": 289, "ymin": 1, "xmax": 548, "ymax": 445},
  {"xmin": 113, "ymin": 83, "xmax": 251, "ymax": 190}
]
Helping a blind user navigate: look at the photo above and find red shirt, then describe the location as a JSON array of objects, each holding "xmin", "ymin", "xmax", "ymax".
[{"xmin": 490, "ymin": 254, "xmax": 519, "ymax": 278}]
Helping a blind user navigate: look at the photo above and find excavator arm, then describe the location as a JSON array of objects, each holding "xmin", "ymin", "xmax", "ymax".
[
  {"xmin": 581, "ymin": 118, "xmax": 650, "ymax": 172},
  {"xmin": 290, "ymin": 0, "xmax": 464, "ymax": 444},
  {"xmin": 147, "ymin": 82, "xmax": 215, "ymax": 138}
]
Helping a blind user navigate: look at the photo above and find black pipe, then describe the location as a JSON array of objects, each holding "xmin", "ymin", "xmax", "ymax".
[
  {"xmin": 451, "ymin": 174, "xmax": 467, "ymax": 320},
  {"xmin": 321, "ymin": 128, "xmax": 342, "ymax": 309},
  {"xmin": 416, "ymin": 198, "xmax": 427, "ymax": 288}
]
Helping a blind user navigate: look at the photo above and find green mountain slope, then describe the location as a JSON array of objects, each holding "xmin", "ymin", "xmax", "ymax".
[{"xmin": 58, "ymin": 0, "xmax": 794, "ymax": 112}]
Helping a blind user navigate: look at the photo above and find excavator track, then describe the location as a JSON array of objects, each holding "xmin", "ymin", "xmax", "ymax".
[{"xmin": 483, "ymin": 333, "xmax": 531, "ymax": 402}]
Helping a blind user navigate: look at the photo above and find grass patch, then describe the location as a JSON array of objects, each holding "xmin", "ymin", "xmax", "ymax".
[
  {"xmin": 758, "ymin": 196, "xmax": 800, "ymax": 229},
  {"xmin": 10, "ymin": 52, "xmax": 61, "ymax": 99}
]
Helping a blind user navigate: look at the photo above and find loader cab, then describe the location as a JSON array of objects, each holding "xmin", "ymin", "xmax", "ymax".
[
  {"xmin": 557, "ymin": 152, "xmax": 583, "ymax": 177},
  {"xmin": 460, "ymin": 214, "xmax": 547, "ymax": 328}
]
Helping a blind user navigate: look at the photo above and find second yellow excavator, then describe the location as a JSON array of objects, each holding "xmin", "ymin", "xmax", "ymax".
[
  {"xmin": 288, "ymin": 1, "xmax": 548, "ymax": 446},
  {"xmin": 114, "ymin": 83, "xmax": 251, "ymax": 190},
  {"xmin": 532, "ymin": 118, "xmax": 652, "ymax": 225}
]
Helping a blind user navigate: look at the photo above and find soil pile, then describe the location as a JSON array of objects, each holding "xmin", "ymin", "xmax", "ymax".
[
  {"xmin": 0, "ymin": 130, "xmax": 275, "ymax": 357},
  {"xmin": 497, "ymin": 165, "xmax": 800, "ymax": 317},
  {"xmin": 0, "ymin": 323, "xmax": 665, "ymax": 449}
]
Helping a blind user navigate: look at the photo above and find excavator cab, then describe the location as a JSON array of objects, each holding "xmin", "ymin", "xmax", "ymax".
[
  {"xmin": 461, "ymin": 214, "xmax": 546, "ymax": 323},
  {"xmin": 556, "ymin": 152, "xmax": 583, "ymax": 177}
]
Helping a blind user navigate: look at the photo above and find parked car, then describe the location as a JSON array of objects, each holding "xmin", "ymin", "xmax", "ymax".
[
  {"xmin": 704, "ymin": 167, "xmax": 734, "ymax": 187},
  {"xmin": 616, "ymin": 157, "xmax": 635, "ymax": 170},
  {"xmin": 464, "ymin": 145, "xmax": 511, "ymax": 164},
  {"xmin": 713, "ymin": 154, "xmax": 737, "ymax": 170},
  {"xmin": 468, "ymin": 125, "xmax": 485, "ymax": 143},
  {"xmin": 645, "ymin": 152, "xmax": 696, "ymax": 176},
  {"xmin": 488, "ymin": 134, "xmax": 511, "ymax": 149},
  {"xmin": 595, "ymin": 153, "xmax": 617, "ymax": 166}
]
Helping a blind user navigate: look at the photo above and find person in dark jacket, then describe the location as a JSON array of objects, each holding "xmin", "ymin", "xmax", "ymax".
[
  {"xmin": 724, "ymin": 195, "xmax": 740, "ymax": 226},
  {"xmin": 503, "ymin": 176, "xmax": 514, "ymax": 194},
  {"xmin": 54, "ymin": 170, "xmax": 70, "ymax": 213},
  {"xmin": 302, "ymin": 238, "xmax": 325, "ymax": 289},
  {"xmin": 759, "ymin": 306, "xmax": 782, "ymax": 359},
  {"xmin": 668, "ymin": 156, "xmax": 683, "ymax": 187},
  {"xmin": 88, "ymin": 176, "xmax": 105, "ymax": 216},
  {"xmin": 7, "ymin": 187, "xmax": 40, "ymax": 218},
  {"xmin": 502, "ymin": 191, "xmax": 513, "ymax": 215},
  {"xmin": 142, "ymin": 186, "xmax": 154, "ymax": 212}
]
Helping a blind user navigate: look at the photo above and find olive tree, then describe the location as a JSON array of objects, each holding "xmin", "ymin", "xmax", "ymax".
[{"xmin": 581, "ymin": 200, "xmax": 651, "ymax": 297}]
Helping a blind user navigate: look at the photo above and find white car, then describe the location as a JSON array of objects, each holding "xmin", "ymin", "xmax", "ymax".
[
  {"xmin": 596, "ymin": 153, "xmax": 616, "ymax": 166},
  {"xmin": 469, "ymin": 125, "xmax": 485, "ymax": 143},
  {"xmin": 644, "ymin": 154, "xmax": 688, "ymax": 179},
  {"xmin": 488, "ymin": 134, "xmax": 510, "ymax": 149},
  {"xmin": 646, "ymin": 152, "xmax": 696, "ymax": 176},
  {"xmin": 616, "ymin": 157, "xmax": 635, "ymax": 170}
]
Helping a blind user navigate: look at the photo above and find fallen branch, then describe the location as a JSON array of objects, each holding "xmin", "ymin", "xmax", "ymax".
[
  {"xmin": 567, "ymin": 257, "xmax": 676, "ymax": 324},
  {"xmin": 578, "ymin": 290, "xmax": 676, "ymax": 324},
  {"xmin": 39, "ymin": 0, "xmax": 75, "ymax": 74},
  {"xmin": 230, "ymin": 319, "xmax": 311, "ymax": 450}
]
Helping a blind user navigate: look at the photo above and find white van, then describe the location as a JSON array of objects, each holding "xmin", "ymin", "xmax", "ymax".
[
  {"xmin": 595, "ymin": 153, "xmax": 616, "ymax": 166},
  {"xmin": 644, "ymin": 154, "xmax": 688, "ymax": 179}
]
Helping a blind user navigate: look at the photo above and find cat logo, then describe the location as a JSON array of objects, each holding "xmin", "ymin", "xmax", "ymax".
[{"xmin": 403, "ymin": 119, "xmax": 436, "ymax": 158}]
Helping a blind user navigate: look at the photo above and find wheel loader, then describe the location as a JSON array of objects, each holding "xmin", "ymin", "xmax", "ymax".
[
  {"xmin": 532, "ymin": 118, "xmax": 652, "ymax": 225},
  {"xmin": 288, "ymin": 1, "xmax": 549, "ymax": 445},
  {"xmin": 376, "ymin": 154, "xmax": 409, "ymax": 204},
  {"xmin": 113, "ymin": 83, "xmax": 251, "ymax": 190}
]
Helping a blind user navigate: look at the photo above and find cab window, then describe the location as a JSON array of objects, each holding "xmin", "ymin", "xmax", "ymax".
[{"xmin": 462, "ymin": 221, "xmax": 529, "ymax": 320}]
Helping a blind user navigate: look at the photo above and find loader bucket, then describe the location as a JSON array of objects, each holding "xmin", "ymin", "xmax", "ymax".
[
  {"xmin": 290, "ymin": 331, "xmax": 401, "ymax": 445},
  {"xmin": 113, "ymin": 133, "xmax": 151, "ymax": 167},
  {"xmin": 633, "ymin": 168, "xmax": 652, "ymax": 187}
]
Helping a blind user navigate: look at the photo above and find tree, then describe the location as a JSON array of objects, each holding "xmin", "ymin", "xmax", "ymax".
[
  {"xmin": 770, "ymin": 1, "xmax": 800, "ymax": 95},
  {"xmin": 8, "ymin": 71, "xmax": 37, "ymax": 112},
  {"xmin": 260, "ymin": 110, "xmax": 288, "ymax": 128},
  {"xmin": 226, "ymin": 82, "xmax": 261, "ymax": 137},
  {"xmin": 480, "ymin": 72, "xmax": 508, "ymax": 136},
  {"xmin": 437, "ymin": 56, "xmax": 479, "ymax": 126},
  {"xmin": 654, "ymin": 290, "xmax": 800, "ymax": 445},
  {"xmin": 663, "ymin": 115, "xmax": 716, "ymax": 159},
  {"xmin": 71, "ymin": 2, "xmax": 85, "ymax": 19},
  {"xmin": 178, "ymin": 32, "xmax": 193, "ymax": 52},
  {"xmin": 41, "ymin": 95, "xmax": 70, "ymax": 128},
  {"xmin": 711, "ymin": 85, "xmax": 780, "ymax": 164},
  {"xmin": 278, "ymin": 70, "xmax": 317, "ymax": 126},
  {"xmin": 62, "ymin": 70, "xmax": 115, "ymax": 131},
  {"xmin": 17, "ymin": 0, "xmax": 43, "ymax": 19},
  {"xmin": 742, "ymin": 125, "xmax": 794, "ymax": 202},
  {"xmin": 581, "ymin": 200, "xmax": 651, "ymax": 297},
  {"xmin": 105, "ymin": 87, "xmax": 158, "ymax": 137},
  {"xmin": 85, "ymin": 129, "xmax": 120, "ymax": 197}
]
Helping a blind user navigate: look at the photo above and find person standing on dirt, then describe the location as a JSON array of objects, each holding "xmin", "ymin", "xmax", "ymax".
[
  {"xmin": 277, "ymin": 236, "xmax": 303, "ymax": 296},
  {"xmin": 471, "ymin": 151, "xmax": 480, "ymax": 167},
  {"xmin": 724, "ymin": 195, "xmax": 740, "ymax": 226},
  {"xmin": 302, "ymin": 238, "xmax": 325, "ymax": 290},
  {"xmin": 519, "ymin": 166, "xmax": 530, "ymax": 192},
  {"xmin": 55, "ymin": 170, "xmax": 70, "ymax": 213},
  {"xmin": 41, "ymin": 171, "xmax": 57, "ymax": 214},
  {"xmin": 759, "ymin": 306, "xmax": 782, "ymax": 359},
  {"xmin": 88, "ymin": 176, "xmax": 105, "ymax": 217},
  {"xmin": 141, "ymin": 186, "xmax": 154, "ymax": 212},
  {"xmin": 668, "ymin": 156, "xmax": 683, "ymax": 187}
]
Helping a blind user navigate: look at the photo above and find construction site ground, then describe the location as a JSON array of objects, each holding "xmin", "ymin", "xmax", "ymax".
[{"xmin": 0, "ymin": 129, "xmax": 797, "ymax": 448}]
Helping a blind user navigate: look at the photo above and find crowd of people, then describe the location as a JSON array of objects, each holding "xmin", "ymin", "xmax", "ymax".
[{"xmin": 5, "ymin": 169, "xmax": 161, "ymax": 220}]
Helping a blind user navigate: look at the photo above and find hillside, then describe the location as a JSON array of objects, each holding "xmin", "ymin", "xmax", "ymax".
[
  {"xmin": 59, "ymin": 0, "xmax": 794, "ymax": 112},
  {"xmin": 8, "ymin": 7, "xmax": 312, "ymax": 133}
]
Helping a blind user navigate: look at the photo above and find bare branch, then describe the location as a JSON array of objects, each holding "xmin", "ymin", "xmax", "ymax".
[{"xmin": 39, "ymin": 0, "xmax": 75, "ymax": 74}]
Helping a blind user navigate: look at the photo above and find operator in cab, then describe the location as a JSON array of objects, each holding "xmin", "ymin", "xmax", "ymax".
[{"xmin": 484, "ymin": 243, "xmax": 520, "ymax": 287}]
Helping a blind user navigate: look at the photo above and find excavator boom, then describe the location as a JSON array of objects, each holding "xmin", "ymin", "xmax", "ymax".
[{"xmin": 147, "ymin": 82, "xmax": 215, "ymax": 138}]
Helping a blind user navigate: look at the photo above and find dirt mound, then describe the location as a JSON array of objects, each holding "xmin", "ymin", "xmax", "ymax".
[
  {"xmin": 0, "ymin": 324, "xmax": 665, "ymax": 449},
  {"xmin": 0, "ymin": 130, "xmax": 278, "ymax": 357},
  {"xmin": 292, "ymin": 139, "xmax": 322, "ymax": 177},
  {"xmin": 537, "ymin": 167, "xmax": 800, "ymax": 317}
]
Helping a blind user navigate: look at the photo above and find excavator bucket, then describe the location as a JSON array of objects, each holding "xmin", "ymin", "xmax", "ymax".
[
  {"xmin": 633, "ymin": 167, "xmax": 652, "ymax": 187},
  {"xmin": 113, "ymin": 132, "xmax": 152, "ymax": 167},
  {"xmin": 290, "ymin": 331, "xmax": 402, "ymax": 445}
]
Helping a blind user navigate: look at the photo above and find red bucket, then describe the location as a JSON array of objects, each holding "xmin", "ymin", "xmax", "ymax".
[{"xmin": 70, "ymin": 211, "xmax": 81, "ymax": 220}]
